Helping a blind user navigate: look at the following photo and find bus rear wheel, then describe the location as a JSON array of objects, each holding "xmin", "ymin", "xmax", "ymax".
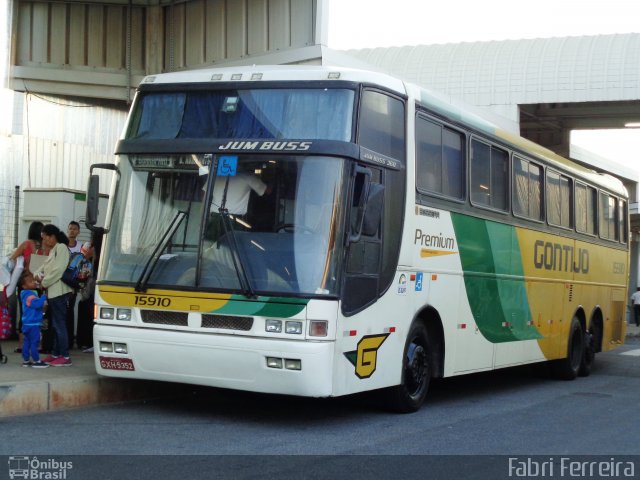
[
  {"xmin": 551, "ymin": 316, "xmax": 584, "ymax": 380},
  {"xmin": 385, "ymin": 322, "xmax": 431, "ymax": 413}
]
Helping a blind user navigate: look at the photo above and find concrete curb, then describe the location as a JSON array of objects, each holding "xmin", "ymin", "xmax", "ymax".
[{"xmin": 0, "ymin": 376, "xmax": 176, "ymax": 418}]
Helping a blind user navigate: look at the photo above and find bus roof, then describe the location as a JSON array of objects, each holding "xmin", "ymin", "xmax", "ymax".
[{"xmin": 140, "ymin": 65, "xmax": 627, "ymax": 197}]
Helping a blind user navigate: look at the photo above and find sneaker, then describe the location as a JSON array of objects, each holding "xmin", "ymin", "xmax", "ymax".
[
  {"xmin": 48, "ymin": 356, "xmax": 72, "ymax": 367},
  {"xmin": 22, "ymin": 360, "xmax": 33, "ymax": 367},
  {"xmin": 31, "ymin": 361, "xmax": 50, "ymax": 368},
  {"xmin": 43, "ymin": 355, "xmax": 58, "ymax": 364},
  {"xmin": 82, "ymin": 347, "xmax": 94, "ymax": 353}
]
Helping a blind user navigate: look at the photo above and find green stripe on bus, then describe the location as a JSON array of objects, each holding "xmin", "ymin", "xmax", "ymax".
[
  {"xmin": 452, "ymin": 214, "xmax": 542, "ymax": 343},
  {"xmin": 214, "ymin": 295, "xmax": 308, "ymax": 317}
]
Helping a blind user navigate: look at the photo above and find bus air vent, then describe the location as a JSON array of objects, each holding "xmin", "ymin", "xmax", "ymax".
[
  {"xmin": 140, "ymin": 310, "xmax": 188, "ymax": 326},
  {"xmin": 202, "ymin": 314, "xmax": 253, "ymax": 331}
]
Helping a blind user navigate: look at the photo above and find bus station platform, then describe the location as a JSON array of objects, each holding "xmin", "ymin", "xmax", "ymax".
[
  {"xmin": 0, "ymin": 340, "xmax": 189, "ymax": 418},
  {"xmin": 2, "ymin": 325, "xmax": 640, "ymax": 418}
]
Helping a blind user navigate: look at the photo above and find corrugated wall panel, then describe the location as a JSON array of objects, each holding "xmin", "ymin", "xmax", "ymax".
[
  {"xmin": 205, "ymin": 0, "xmax": 226, "ymax": 62},
  {"xmin": 248, "ymin": 0, "xmax": 268, "ymax": 56},
  {"xmin": 226, "ymin": 0, "xmax": 247, "ymax": 60},
  {"xmin": 290, "ymin": 0, "xmax": 313, "ymax": 46},
  {"xmin": 186, "ymin": 1, "xmax": 206, "ymax": 66},
  {"xmin": 269, "ymin": 0, "xmax": 290, "ymax": 50},
  {"xmin": 105, "ymin": 6, "xmax": 125, "ymax": 70},
  {"xmin": 31, "ymin": 3, "xmax": 48, "ymax": 64},
  {"xmin": 13, "ymin": 0, "xmax": 319, "ymax": 98},
  {"xmin": 50, "ymin": 4, "xmax": 66, "ymax": 65},
  {"xmin": 68, "ymin": 4, "xmax": 87, "ymax": 66},
  {"xmin": 87, "ymin": 5, "xmax": 105, "ymax": 68}
]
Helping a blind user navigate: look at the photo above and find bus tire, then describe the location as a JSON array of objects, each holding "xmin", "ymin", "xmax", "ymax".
[
  {"xmin": 578, "ymin": 331, "xmax": 594, "ymax": 377},
  {"xmin": 385, "ymin": 322, "xmax": 431, "ymax": 413},
  {"xmin": 551, "ymin": 316, "xmax": 584, "ymax": 380}
]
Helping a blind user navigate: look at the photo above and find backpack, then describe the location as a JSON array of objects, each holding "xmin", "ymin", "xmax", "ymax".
[{"xmin": 61, "ymin": 252, "xmax": 93, "ymax": 289}]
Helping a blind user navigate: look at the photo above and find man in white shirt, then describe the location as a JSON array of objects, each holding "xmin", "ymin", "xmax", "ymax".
[
  {"xmin": 211, "ymin": 173, "xmax": 268, "ymax": 215},
  {"xmin": 206, "ymin": 173, "xmax": 271, "ymax": 240},
  {"xmin": 631, "ymin": 287, "xmax": 640, "ymax": 327}
]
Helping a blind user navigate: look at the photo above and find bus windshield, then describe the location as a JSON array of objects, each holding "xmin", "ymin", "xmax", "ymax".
[
  {"xmin": 103, "ymin": 154, "xmax": 346, "ymax": 296},
  {"xmin": 127, "ymin": 88, "xmax": 355, "ymax": 141}
]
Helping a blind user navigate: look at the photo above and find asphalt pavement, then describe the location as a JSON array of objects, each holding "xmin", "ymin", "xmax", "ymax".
[{"xmin": 1, "ymin": 324, "xmax": 639, "ymax": 417}]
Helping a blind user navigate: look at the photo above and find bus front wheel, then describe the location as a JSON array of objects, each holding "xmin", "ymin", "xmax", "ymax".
[
  {"xmin": 551, "ymin": 316, "xmax": 585, "ymax": 380},
  {"xmin": 385, "ymin": 322, "xmax": 431, "ymax": 413}
]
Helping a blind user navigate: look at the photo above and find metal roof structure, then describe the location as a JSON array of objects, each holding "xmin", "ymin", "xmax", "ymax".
[{"xmin": 342, "ymin": 33, "xmax": 640, "ymax": 182}]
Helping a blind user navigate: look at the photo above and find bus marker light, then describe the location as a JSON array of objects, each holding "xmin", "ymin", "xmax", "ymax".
[
  {"xmin": 385, "ymin": 327, "xmax": 396, "ymax": 333},
  {"xmin": 266, "ymin": 357, "xmax": 283, "ymax": 369},
  {"xmin": 100, "ymin": 308, "xmax": 115, "ymax": 320},
  {"xmin": 285, "ymin": 321, "xmax": 303, "ymax": 334},
  {"xmin": 349, "ymin": 330, "xmax": 357, "ymax": 336},
  {"xmin": 328, "ymin": 72, "xmax": 341, "ymax": 79},
  {"xmin": 431, "ymin": 274, "xmax": 438, "ymax": 281},
  {"xmin": 309, "ymin": 321, "xmax": 328, "ymax": 337},
  {"xmin": 284, "ymin": 359, "xmax": 301, "ymax": 370},
  {"xmin": 211, "ymin": 74, "xmax": 223, "ymax": 81},
  {"xmin": 117, "ymin": 309, "xmax": 132, "ymax": 321},
  {"xmin": 266, "ymin": 319, "xmax": 282, "ymax": 333},
  {"xmin": 458, "ymin": 324, "xmax": 467, "ymax": 329},
  {"xmin": 231, "ymin": 73, "xmax": 243, "ymax": 80},
  {"xmin": 114, "ymin": 343, "xmax": 128, "ymax": 354},
  {"xmin": 410, "ymin": 274, "xmax": 416, "ymax": 281},
  {"xmin": 251, "ymin": 73, "xmax": 263, "ymax": 80},
  {"xmin": 99, "ymin": 342, "xmax": 114, "ymax": 353}
]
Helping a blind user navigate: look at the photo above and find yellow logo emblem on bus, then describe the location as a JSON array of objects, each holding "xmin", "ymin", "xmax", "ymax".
[{"xmin": 344, "ymin": 334, "xmax": 389, "ymax": 379}]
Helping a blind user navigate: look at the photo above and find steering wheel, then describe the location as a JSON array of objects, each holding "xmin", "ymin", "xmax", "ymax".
[{"xmin": 274, "ymin": 223, "xmax": 315, "ymax": 234}]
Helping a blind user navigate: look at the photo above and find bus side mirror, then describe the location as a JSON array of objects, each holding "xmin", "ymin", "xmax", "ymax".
[
  {"xmin": 86, "ymin": 175, "xmax": 100, "ymax": 229},
  {"xmin": 85, "ymin": 163, "xmax": 118, "ymax": 233},
  {"xmin": 361, "ymin": 183, "xmax": 384, "ymax": 237}
]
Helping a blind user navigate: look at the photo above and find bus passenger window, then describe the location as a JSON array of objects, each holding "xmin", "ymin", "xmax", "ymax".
[
  {"xmin": 575, "ymin": 182, "xmax": 597, "ymax": 235},
  {"xmin": 471, "ymin": 140, "xmax": 508, "ymax": 211},
  {"xmin": 416, "ymin": 117, "xmax": 464, "ymax": 199},
  {"xmin": 513, "ymin": 157, "xmax": 542, "ymax": 220},
  {"xmin": 547, "ymin": 170, "xmax": 572, "ymax": 228},
  {"xmin": 599, "ymin": 192, "xmax": 619, "ymax": 240}
]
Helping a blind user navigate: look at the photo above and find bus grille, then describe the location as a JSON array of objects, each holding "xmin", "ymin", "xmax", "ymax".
[
  {"xmin": 201, "ymin": 314, "xmax": 253, "ymax": 331},
  {"xmin": 141, "ymin": 310, "xmax": 188, "ymax": 326}
]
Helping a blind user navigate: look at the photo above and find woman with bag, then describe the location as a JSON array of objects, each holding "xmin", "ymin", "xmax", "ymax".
[{"xmin": 33, "ymin": 224, "xmax": 74, "ymax": 367}]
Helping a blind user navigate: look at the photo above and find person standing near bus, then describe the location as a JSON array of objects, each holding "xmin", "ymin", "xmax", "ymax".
[
  {"xmin": 34, "ymin": 224, "xmax": 74, "ymax": 366},
  {"xmin": 65, "ymin": 221, "xmax": 84, "ymax": 349},
  {"xmin": 631, "ymin": 287, "xmax": 640, "ymax": 327}
]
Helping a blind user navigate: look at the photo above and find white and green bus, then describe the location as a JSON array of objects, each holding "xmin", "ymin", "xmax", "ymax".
[{"xmin": 86, "ymin": 65, "xmax": 629, "ymax": 412}]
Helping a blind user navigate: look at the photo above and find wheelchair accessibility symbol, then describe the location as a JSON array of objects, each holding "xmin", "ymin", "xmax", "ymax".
[{"xmin": 217, "ymin": 155, "xmax": 238, "ymax": 177}]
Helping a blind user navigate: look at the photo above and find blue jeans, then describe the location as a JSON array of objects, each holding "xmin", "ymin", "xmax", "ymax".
[
  {"xmin": 22, "ymin": 325, "xmax": 41, "ymax": 362},
  {"xmin": 50, "ymin": 293, "xmax": 72, "ymax": 358}
]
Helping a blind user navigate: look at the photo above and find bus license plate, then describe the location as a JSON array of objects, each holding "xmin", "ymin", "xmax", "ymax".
[{"xmin": 99, "ymin": 356, "xmax": 135, "ymax": 371}]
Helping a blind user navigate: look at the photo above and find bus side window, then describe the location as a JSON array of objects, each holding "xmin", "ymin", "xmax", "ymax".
[
  {"xmin": 416, "ymin": 116, "xmax": 465, "ymax": 200},
  {"xmin": 358, "ymin": 90, "xmax": 406, "ymax": 160}
]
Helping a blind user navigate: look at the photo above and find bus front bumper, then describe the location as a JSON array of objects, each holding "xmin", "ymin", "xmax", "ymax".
[{"xmin": 93, "ymin": 324, "xmax": 335, "ymax": 397}]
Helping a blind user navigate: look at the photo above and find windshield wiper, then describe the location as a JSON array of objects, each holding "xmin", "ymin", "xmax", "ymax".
[
  {"xmin": 135, "ymin": 210, "xmax": 187, "ymax": 292},
  {"xmin": 217, "ymin": 177, "xmax": 256, "ymax": 299}
]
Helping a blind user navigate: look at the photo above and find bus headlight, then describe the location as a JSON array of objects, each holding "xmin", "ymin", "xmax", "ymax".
[
  {"xmin": 265, "ymin": 319, "xmax": 282, "ymax": 333},
  {"xmin": 100, "ymin": 308, "xmax": 115, "ymax": 320},
  {"xmin": 117, "ymin": 308, "xmax": 132, "ymax": 321},
  {"xmin": 285, "ymin": 321, "xmax": 302, "ymax": 335}
]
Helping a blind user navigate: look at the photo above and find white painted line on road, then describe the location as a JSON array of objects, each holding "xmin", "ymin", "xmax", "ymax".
[{"xmin": 620, "ymin": 349, "xmax": 640, "ymax": 356}]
